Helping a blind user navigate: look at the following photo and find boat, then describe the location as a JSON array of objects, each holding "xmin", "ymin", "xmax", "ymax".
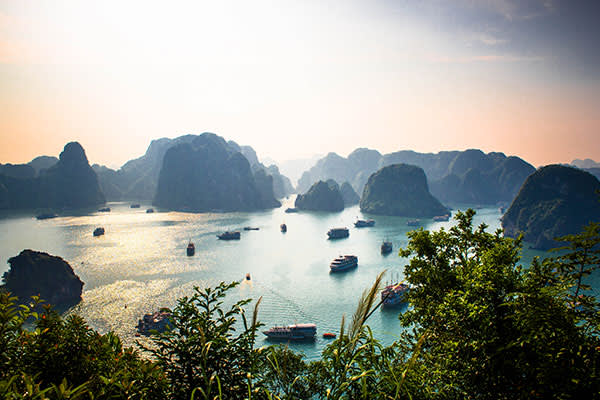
[
  {"xmin": 137, "ymin": 310, "xmax": 172, "ymax": 336},
  {"xmin": 381, "ymin": 282, "xmax": 410, "ymax": 307},
  {"xmin": 327, "ymin": 227, "xmax": 349, "ymax": 239},
  {"xmin": 146, "ymin": 208, "xmax": 154, "ymax": 213},
  {"xmin": 93, "ymin": 227, "xmax": 105, "ymax": 237},
  {"xmin": 323, "ymin": 332, "xmax": 336, "ymax": 339},
  {"xmin": 98, "ymin": 207, "xmax": 111, "ymax": 212},
  {"xmin": 354, "ymin": 219, "xmax": 375, "ymax": 228},
  {"xmin": 36, "ymin": 213, "xmax": 57, "ymax": 220},
  {"xmin": 280, "ymin": 223, "xmax": 287, "ymax": 233},
  {"xmin": 406, "ymin": 219, "xmax": 421, "ymax": 227},
  {"xmin": 186, "ymin": 241, "xmax": 195, "ymax": 256},
  {"xmin": 130, "ymin": 204, "xmax": 140, "ymax": 208},
  {"xmin": 263, "ymin": 323, "xmax": 317, "ymax": 340},
  {"xmin": 245, "ymin": 273, "xmax": 251, "ymax": 281},
  {"xmin": 381, "ymin": 241, "xmax": 393, "ymax": 255},
  {"xmin": 433, "ymin": 214, "xmax": 450, "ymax": 222},
  {"xmin": 217, "ymin": 231, "xmax": 241, "ymax": 240},
  {"xmin": 330, "ymin": 255, "xmax": 358, "ymax": 272},
  {"xmin": 243, "ymin": 226, "xmax": 259, "ymax": 231},
  {"xmin": 285, "ymin": 207, "xmax": 299, "ymax": 213}
]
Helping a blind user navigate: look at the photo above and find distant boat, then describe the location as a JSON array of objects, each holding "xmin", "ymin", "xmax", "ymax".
[
  {"xmin": 217, "ymin": 231, "xmax": 241, "ymax": 240},
  {"xmin": 354, "ymin": 219, "xmax": 375, "ymax": 228},
  {"xmin": 327, "ymin": 227, "xmax": 349, "ymax": 239},
  {"xmin": 381, "ymin": 282, "xmax": 410, "ymax": 307},
  {"xmin": 187, "ymin": 241, "xmax": 195, "ymax": 256},
  {"xmin": 285, "ymin": 207, "xmax": 299, "ymax": 213},
  {"xmin": 137, "ymin": 310, "xmax": 172, "ymax": 336},
  {"xmin": 330, "ymin": 255, "xmax": 358, "ymax": 272},
  {"xmin": 93, "ymin": 227, "xmax": 105, "ymax": 237},
  {"xmin": 146, "ymin": 208, "xmax": 154, "ymax": 213},
  {"xmin": 245, "ymin": 273, "xmax": 251, "ymax": 281},
  {"xmin": 280, "ymin": 223, "xmax": 287, "ymax": 233},
  {"xmin": 322, "ymin": 332, "xmax": 336, "ymax": 339},
  {"xmin": 406, "ymin": 219, "xmax": 421, "ymax": 227},
  {"xmin": 98, "ymin": 207, "xmax": 111, "ymax": 212},
  {"xmin": 433, "ymin": 214, "xmax": 450, "ymax": 222},
  {"xmin": 381, "ymin": 241, "xmax": 393, "ymax": 255},
  {"xmin": 263, "ymin": 323, "xmax": 317, "ymax": 340},
  {"xmin": 130, "ymin": 204, "xmax": 140, "ymax": 208},
  {"xmin": 243, "ymin": 226, "xmax": 259, "ymax": 231},
  {"xmin": 36, "ymin": 213, "xmax": 57, "ymax": 220}
]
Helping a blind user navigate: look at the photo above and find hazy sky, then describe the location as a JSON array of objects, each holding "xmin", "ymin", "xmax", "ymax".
[{"xmin": 1, "ymin": 0, "xmax": 599, "ymax": 168}]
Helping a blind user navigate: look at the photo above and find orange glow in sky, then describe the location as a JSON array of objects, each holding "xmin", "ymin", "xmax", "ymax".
[{"xmin": 1, "ymin": 0, "xmax": 599, "ymax": 168}]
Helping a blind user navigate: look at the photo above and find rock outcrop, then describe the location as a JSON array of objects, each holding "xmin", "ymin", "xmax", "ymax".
[
  {"xmin": 340, "ymin": 181, "xmax": 359, "ymax": 206},
  {"xmin": 1, "ymin": 250, "xmax": 84, "ymax": 307},
  {"xmin": 297, "ymin": 148, "xmax": 534, "ymax": 205},
  {"xmin": 360, "ymin": 164, "xmax": 448, "ymax": 217},
  {"xmin": 295, "ymin": 180, "xmax": 344, "ymax": 212},
  {"xmin": 502, "ymin": 165, "xmax": 600, "ymax": 250},
  {"xmin": 153, "ymin": 133, "xmax": 279, "ymax": 212},
  {"xmin": 0, "ymin": 142, "xmax": 104, "ymax": 209}
]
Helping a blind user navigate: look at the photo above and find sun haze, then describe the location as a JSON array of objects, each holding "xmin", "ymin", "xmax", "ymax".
[{"xmin": 1, "ymin": 0, "xmax": 599, "ymax": 167}]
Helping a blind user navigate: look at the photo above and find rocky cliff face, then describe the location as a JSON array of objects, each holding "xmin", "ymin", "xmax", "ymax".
[
  {"xmin": 297, "ymin": 148, "xmax": 534, "ymax": 205},
  {"xmin": 2, "ymin": 250, "xmax": 84, "ymax": 307},
  {"xmin": 502, "ymin": 165, "xmax": 600, "ymax": 250},
  {"xmin": 360, "ymin": 164, "xmax": 448, "ymax": 217},
  {"xmin": 153, "ymin": 134, "xmax": 279, "ymax": 212},
  {"xmin": 0, "ymin": 142, "xmax": 104, "ymax": 209},
  {"xmin": 95, "ymin": 133, "xmax": 294, "ymax": 201},
  {"xmin": 340, "ymin": 181, "xmax": 359, "ymax": 206},
  {"xmin": 295, "ymin": 180, "xmax": 345, "ymax": 212}
]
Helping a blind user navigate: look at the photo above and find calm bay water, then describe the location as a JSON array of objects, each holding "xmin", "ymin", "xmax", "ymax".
[{"xmin": 0, "ymin": 199, "xmax": 563, "ymax": 359}]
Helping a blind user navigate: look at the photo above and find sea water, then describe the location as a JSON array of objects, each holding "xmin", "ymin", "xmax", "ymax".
[{"xmin": 0, "ymin": 199, "xmax": 581, "ymax": 360}]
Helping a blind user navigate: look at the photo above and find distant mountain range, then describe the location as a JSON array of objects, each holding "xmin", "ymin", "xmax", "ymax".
[
  {"xmin": 297, "ymin": 148, "xmax": 535, "ymax": 205},
  {"xmin": 91, "ymin": 134, "xmax": 294, "ymax": 202},
  {"xmin": 570, "ymin": 159, "xmax": 600, "ymax": 181}
]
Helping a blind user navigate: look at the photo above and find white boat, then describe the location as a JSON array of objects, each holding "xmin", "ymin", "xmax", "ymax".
[
  {"xmin": 330, "ymin": 255, "xmax": 358, "ymax": 272},
  {"xmin": 263, "ymin": 323, "xmax": 317, "ymax": 340}
]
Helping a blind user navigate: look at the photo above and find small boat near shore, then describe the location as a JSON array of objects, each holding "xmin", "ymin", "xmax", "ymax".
[
  {"xmin": 146, "ymin": 208, "xmax": 154, "ymax": 213},
  {"xmin": 433, "ymin": 214, "xmax": 450, "ymax": 222},
  {"xmin": 137, "ymin": 309, "xmax": 172, "ymax": 336},
  {"xmin": 327, "ymin": 227, "xmax": 349, "ymax": 239},
  {"xmin": 243, "ymin": 226, "xmax": 259, "ymax": 231},
  {"xmin": 98, "ymin": 207, "xmax": 111, "ymax": 212},
  {"xmin": 280, "ymin": 223, "xmax": 287, "ymax": 233},
  {"xmin": 93, "ymin": 227, "xmax": 105, "ymax": 237},
  {"xmin": 263, "ymin": 323, "xmax": 317, "ymax": 340},
  {"xmin": 323, "ymin": 332, "xmax": 336, "ymax": 339},
  {"xmin": 217, "ymin": 231, "xmax": 241, "ymax": 240},
  {"xmin": 130, "ymin": 204, "xmax": 140, "ymax": 208},
  {"xmin": 330, "ymin": 255, "xmax": 358, "ymax": 272}
]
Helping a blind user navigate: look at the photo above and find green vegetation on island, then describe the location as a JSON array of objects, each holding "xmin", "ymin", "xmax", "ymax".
[
  {"xmin": 360, "ymin": 164, "xmax": 448, "ymax": 217},
  {"xmin": 2, "ymin": 210, "xmax": 599, "ymax": 399},
  {"xmin": 502, "ymin": 164, "xmax": 600, "ymax": 249}
]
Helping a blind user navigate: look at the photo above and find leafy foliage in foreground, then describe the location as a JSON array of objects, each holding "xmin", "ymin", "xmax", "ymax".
[{"xmin": 1, "ymin": 209, "xmax": 600, "ymax": 399}]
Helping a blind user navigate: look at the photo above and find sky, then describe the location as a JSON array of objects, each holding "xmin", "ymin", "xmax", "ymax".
[{"xmin": 1, "ymin": 0, "xmax": 599, "ymax": 169}]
